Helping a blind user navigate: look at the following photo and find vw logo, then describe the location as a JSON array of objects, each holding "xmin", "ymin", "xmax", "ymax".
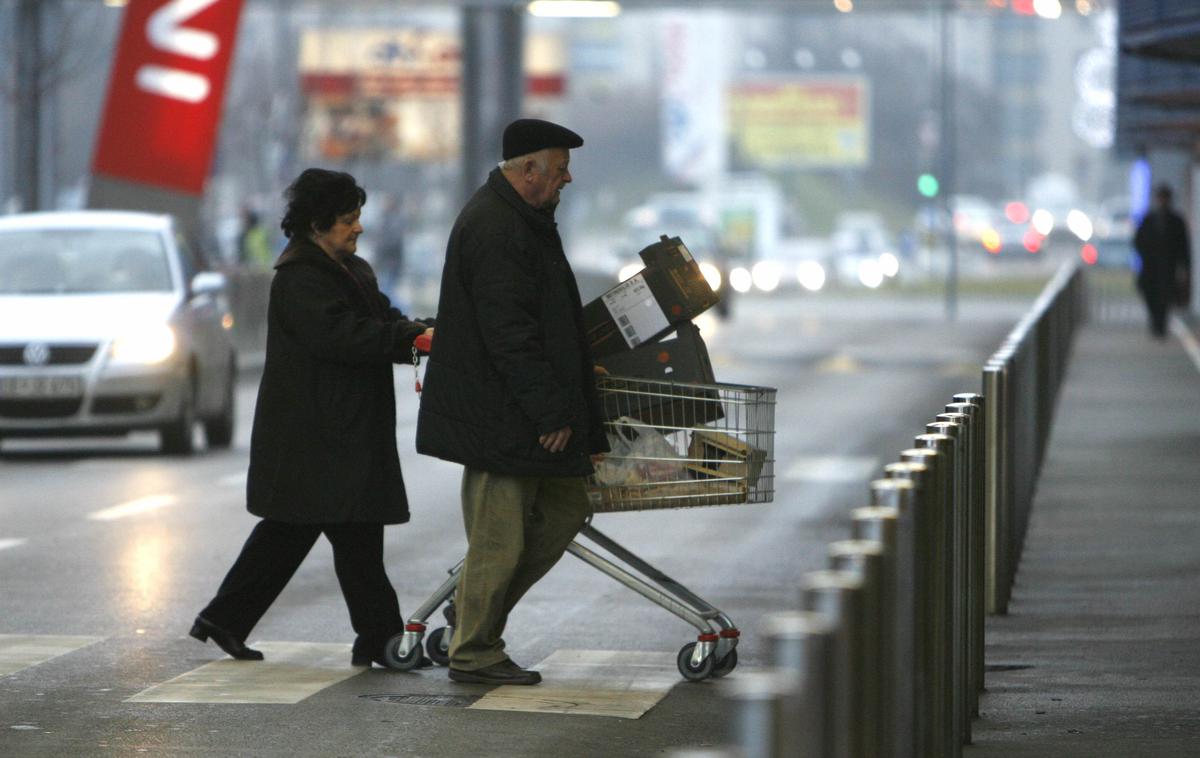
[{"xmin": 22, "ymin": 342, "xmax": 50, "ymax": 366}]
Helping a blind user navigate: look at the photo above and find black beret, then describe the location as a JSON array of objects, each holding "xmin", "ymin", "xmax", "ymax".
[{"xmin": 502, "ymin": 118, "xmax": 583, "ymax": 160}]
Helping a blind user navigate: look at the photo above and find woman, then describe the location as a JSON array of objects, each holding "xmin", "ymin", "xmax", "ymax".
[{"xmin": 190, "ymin": 168, "xmax": 432, "ymax": 668}]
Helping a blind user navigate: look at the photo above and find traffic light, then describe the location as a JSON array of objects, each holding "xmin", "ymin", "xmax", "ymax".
[{"xmin": 918, "ymin": 173, "xmax": 940, "ymax": 198}]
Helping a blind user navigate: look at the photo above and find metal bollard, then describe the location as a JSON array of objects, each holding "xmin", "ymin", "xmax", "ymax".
[
  {"xmin": 830, "ymin": 539, "xmax": 886, "ymax": 758},
  {"xmin": 878, "ymin": 470, "xmax": 931, "ymax": 753},
  {"xmin": 982, "ymin": 359, "xmax": 1011, "ymax": 614},
  {"xmin": 728, "ymin": 670, "xmax": 798, "ymax": 758},
  {"xmin": 802, "ymin": 569, "xmax": 866, "ymax": 758},
  {"xmin": 949, "ymin": 394, "xmax": 987, "ymax": 714},
  {"xmin": 765, "ymin": 611, "xmax": 837, "ymax": 758},
  {"xmin": 915, "ymin": 430, "xmax": 962, "ymax": 758},
  {"xmin": 851, "ymin": 506, "xmax": 901, "ymax": 758},
  {"xmin": 898, "ymin": 445, "xmax": 948, "ymax": 758},
  {"xmin": 934, "ymin": 412, "xmax": 974, "ymax": 747}
]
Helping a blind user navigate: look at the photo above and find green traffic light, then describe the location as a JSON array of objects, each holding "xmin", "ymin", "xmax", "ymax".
[{"xmin": 918, "ymin": 173, "xmax": 939, "ymax": 198}]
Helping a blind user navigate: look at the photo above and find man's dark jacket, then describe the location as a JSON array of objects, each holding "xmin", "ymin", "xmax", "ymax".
[
  {"xmin": 1134, "ymin": 207, "xmax": 1192, "ymax": 302},
  {"xmin": 416, "ymin": 168, "xmax": 607, "ymax": 477},
  {"xmin": 247, "ymin": 238, "xmax": 427, "ymax": 524}
]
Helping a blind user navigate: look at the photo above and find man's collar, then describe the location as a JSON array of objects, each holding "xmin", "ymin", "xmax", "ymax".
[{"xmin": 487, "ymin": 168, "xmax": 556, "ymax": 228}]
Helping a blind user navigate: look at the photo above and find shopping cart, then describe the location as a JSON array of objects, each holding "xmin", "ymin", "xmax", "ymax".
[{"xmin": 385, "ymin": 375, "xmax": 776, "ymax": 681}]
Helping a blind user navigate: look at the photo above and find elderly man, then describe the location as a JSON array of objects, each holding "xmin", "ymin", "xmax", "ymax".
[{"xmin": 417, "ymin": 119, "xmax": 608, "ymax": 685}]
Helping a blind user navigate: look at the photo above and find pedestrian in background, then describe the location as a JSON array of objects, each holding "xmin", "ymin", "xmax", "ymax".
[
  {"xmin": 237, "ymin": 206, "xmax": 273, "ymax": 271},
  {"xmin": 191, "ymin": 168, "xmax": 433, "ymax": 668},
  {"xmin": 416, "ymin": 119, "xmax": 608, "ymax": 686},
  {"xmin": 1134, "ymin": 183, "xmax": 1192, "ymax": 340}
]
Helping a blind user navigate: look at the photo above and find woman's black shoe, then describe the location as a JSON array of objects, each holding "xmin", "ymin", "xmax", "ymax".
[{"xmin": 189, "ymin": 616, "xmax": 263, "ymax": 661}]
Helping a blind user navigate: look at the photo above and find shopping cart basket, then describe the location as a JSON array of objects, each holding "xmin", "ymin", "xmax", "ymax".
[{"xmin": 385, "ymin": 375, "xmax": 776, "ymax": 681}]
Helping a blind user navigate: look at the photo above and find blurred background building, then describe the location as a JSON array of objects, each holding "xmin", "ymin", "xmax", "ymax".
[{"xmin": 0, "ymin": 0, "xmax": 1151, "ymax": 308}]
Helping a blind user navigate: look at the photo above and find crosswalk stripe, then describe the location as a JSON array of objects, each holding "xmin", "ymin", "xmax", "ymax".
[
  {"xmin": 87, "ymin": 494, "xmax": 177, "ymax": 522},
  {"xmin": 0, "ymin": 634, "xmax": 104, "ymax": 677},
  {"xmin": 817, "ymin": 353, "xmax": 861, "ymax": 373},
  {"xmin": 126, "ymin": 642, "xmax": 358, "ymax": 704},
  {"xmin": 0, "ymin": 538, "xmax": 27, "ymax": 552},
  {"xmin": 783, "ymin": 455, "xmax": 880, "ymax": 483},
  {"xmin": 469, "ymin": 650, "xmax": 678, "ymax": 719}
]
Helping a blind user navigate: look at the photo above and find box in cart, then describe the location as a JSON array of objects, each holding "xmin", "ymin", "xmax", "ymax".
[
  {"xmin": 588, "ymin": 478, "xmax": 749, "ymax": 511},
  {"xmin": 584, "ymin": 235, "xmax": 720, "ymax": 359},
  {"xmin": 687, "ymin": 430, "xmax": 766, "ymax": 487},
  {"xmin": 594, "ymin": 322, "xmax": 724, "ymax": 429},
  {"xmin": 597, "ymin": 321, "xmax": 715, "ymax": 384}
]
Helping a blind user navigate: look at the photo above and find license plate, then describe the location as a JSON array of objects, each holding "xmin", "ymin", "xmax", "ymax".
[{"xmin": 0, "ymin": 375, "xmax": 84, "ymax": 398}]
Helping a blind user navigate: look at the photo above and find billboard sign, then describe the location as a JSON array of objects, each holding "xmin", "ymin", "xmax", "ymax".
[
  {"xmin": 92, "ymin": 0, "xmax": 245, "ymax": 195},
  {"xmin": 728, "ymin": 76, "xmax": 870, "ymax": 169}
]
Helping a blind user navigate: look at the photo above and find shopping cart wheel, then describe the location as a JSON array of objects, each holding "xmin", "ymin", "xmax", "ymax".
[
  {"xmin": 711, "ymin": 648, "xmax": 738, "ymax": 678},
  {"xmin": 676, "ymin": 642, "xmax": 714, "ymax": 682},
  {"xmin": 425, "ymin": 626, "xmax": 452, "ymax": 667},
  {"xmin": 382, "ymin": 633, "xmax": 424, "ymax": 671}
]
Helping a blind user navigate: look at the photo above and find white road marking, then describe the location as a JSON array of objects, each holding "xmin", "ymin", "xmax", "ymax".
[
  {"xmin": 0, "ymin": 538, "xmax": 27, "ymax": 552},
  {"xmin": 127, "ymin": 641, "xmax": 357, "ymax": 704},
  {"xmin": 1170, "ymin": 315, "xmax": 1200, "ymax": 375},
  {"xmin": 782, "ymin": 455, "xmax": 880, "ymax": 484},
  {"xmin": 218, "ymin": 472, "xmax": 247, "ymax": 487},
  {"xmin": 87, "ymin": 494, "xmax": 177, "ymax": 522},
  {"xmin": 817, "ymin": 353, "xmax": 861, "ymax": 374},
  {"xmin": 469, "ymin": 649, "xmax": 679, "ymax": 719},
  {"xmin": 0, "ymin": 634, "xmax": 104, "ymax": 677}
]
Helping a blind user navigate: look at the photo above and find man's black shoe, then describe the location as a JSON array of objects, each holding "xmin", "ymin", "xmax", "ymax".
[
  {"xmin": 448, "ymin": 658, "xmax": 541, "ymax": 685},
  {"xmin": 189, "ymin": 616, "xmax": 263, "ymax": 661}
]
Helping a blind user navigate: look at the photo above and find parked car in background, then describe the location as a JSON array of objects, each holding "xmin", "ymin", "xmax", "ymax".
[{"xmin": 0, "ymin": 211, "xmax": 237, "ymax": 454}]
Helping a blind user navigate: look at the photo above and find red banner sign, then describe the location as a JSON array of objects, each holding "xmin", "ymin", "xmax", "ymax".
[{"xmin": 92, "ymin": 0, "xmax": 245, "ymax": 195}]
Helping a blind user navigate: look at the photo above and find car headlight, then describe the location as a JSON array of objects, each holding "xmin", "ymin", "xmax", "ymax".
[
  {"xmin": 698, "ymin": 261, "xmax": 722, "ymax": 292},
  {"xmin": 728, "ymin": 266, "xmax": 753, "ymax": 294},
  {"xmin": 111, "ymin": 324, "xmax": 177, "ymax": 364},
  {"xmin": 879, "ymin": 252, "xmax": 900, "ymax": 277},
  {"xmin": 751, "ymin": 261, "xmax": 782, "ymax": 292},
  {"xmin": 797, "ymin": 261, "xmax": 826, "ymax": 292}
]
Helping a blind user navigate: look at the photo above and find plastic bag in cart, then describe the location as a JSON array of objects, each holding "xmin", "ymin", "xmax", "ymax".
[{"xmin": 593, "ymin": 416, "xmax": 685, "ymax": 486}]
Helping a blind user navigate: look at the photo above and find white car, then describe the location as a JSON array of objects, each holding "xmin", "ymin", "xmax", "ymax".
[{"xmin": 0, "ymin": 211, "xmax": 236, "ymax": 454}]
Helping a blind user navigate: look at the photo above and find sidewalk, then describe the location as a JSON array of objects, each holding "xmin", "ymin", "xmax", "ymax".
[{"xmin": 966, "ymin": 316, "xmax": 1200, "ymax": 756}]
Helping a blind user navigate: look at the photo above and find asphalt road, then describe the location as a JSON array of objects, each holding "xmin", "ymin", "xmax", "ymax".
[{"xmin": 0, "ymin": 290, "xmax": 1031, "ymax": 758}]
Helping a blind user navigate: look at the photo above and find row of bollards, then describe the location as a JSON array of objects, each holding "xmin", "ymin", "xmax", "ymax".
[{"xmin": 678, "ymin": 262, "xmax": 1087, "ymax": 758}]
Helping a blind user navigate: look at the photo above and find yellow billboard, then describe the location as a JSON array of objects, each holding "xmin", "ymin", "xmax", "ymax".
[{"xmin": 728, "ymin": 77, "xmax": 870, "ymax": 169}]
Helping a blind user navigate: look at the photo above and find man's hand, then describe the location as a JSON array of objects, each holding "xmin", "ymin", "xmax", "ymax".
[{"xmin": 539, "ymin": 426, "xmax": 572, "ymax": 453}]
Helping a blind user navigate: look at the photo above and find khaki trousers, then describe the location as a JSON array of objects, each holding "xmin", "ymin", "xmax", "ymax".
[{"xmin": 448, "ymin": 467, "xmax": 592, "ymax": 670}]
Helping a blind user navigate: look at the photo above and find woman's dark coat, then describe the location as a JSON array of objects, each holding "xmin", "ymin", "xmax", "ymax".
[
  {"xmin": 246, "ymin": 238, "xmax": 427, "ymax": 524},
  {"xmin": 416, "ymin": 168, "xmax": 608, "ymax": 477}
]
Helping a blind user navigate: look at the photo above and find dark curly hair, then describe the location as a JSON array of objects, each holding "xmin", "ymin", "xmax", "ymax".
[{"xmin": 280, "ymin": 168, "xmax": 367, "ymax": 239}]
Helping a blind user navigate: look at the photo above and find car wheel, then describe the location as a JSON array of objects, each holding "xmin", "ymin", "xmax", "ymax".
[
  {"xmin": 204, "ymin": 362, "xmax": 235, "ymax": 449},
  {"xmin": 160, "ymin": 373, "xmax": 197, "ymax": 455}
]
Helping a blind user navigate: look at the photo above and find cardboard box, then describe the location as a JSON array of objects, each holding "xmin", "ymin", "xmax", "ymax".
[
  {"xmin": 596, "ymin": 321, "xmax": 714, "ymax": 383},
  {"xmin": 594, "ymin": 323, "xmax": 724, "ymax": 428},
  {"xmin": 584, "ymin": 236, "xmax": 720, "ymax": 359},
  {"xmin": 587, "ymin": 478, "xmax": 748, "ymax": 512},
  {"xmin": 687, "ymin": 430, "xmax": 766, "ymax": 487}
]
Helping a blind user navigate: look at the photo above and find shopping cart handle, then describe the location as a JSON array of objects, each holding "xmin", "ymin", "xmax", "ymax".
[{"xmin": 414, "ymin": 332, "xmax": 433, "ymax": 354}]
